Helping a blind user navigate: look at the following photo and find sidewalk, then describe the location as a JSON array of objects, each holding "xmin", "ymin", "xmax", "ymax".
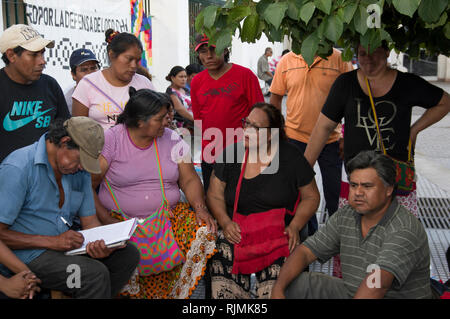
[{"xmin": 412, "ymin": 79, "xmax": 450, "ymax": 282}]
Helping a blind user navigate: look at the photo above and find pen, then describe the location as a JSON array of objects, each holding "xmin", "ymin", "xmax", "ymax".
[{"xmin": 60, "ymin": 216, "xmax": 71, "ymax": 228}]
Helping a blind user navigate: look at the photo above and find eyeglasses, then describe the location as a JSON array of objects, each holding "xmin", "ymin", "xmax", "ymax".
[
  {"xmin": 241, "ymin": 117, "xmax": 269, "ymax": 130},
  {"xmin": 78, "ymin": 65, "xmax": 99, "ymax": 73}
]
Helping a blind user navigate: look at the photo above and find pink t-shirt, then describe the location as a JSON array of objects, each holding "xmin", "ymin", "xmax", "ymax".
[
  {"xmin": 98, "ymin": 124, "xmax": 190, "ymax": 218},
  {"xmin": 72, "ymin": 70, "xmax": 155, "ymax": 131}
]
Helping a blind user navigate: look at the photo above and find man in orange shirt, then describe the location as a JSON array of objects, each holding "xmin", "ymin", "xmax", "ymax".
[{"xmin": 270, "ymin": 49, "xmax": 352, "ymax": 235}]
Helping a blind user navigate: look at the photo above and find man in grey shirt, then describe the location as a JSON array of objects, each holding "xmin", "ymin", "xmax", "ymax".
[
  {"xmin": 271, "ymin": 150, "xmax": 432, "ymax": 299},
  {"xmin": 257, "ymin": 47, "xmax": 273, "ymax": 86}
]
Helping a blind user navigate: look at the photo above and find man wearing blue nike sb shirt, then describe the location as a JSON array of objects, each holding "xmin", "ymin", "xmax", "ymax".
[{"xmin": 0, "ymin": 24, "xmax": 70, "ymax": 162}]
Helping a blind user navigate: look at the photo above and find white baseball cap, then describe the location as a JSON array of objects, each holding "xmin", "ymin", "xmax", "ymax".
[{"xmin": 0, "ymin": 24, "xmax": 54, "ymax": 54}]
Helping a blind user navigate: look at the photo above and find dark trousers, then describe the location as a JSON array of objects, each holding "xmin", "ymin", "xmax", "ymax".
[
  {"xmin": 201, "ymin": 161, "xmax": 215, "ymax": 194},
  {"xmin": 27, "ymin": 244, "xmax": 139, "ymax": 299},
  {"xmin": 201, "ymin": 161, "xmax": 215, "ymax": 299},
  {"xmin": 288, "ymin": 139, "xmax": 342, "ymax": 235}
]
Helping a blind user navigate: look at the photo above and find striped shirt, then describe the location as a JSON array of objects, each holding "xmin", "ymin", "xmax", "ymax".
[{"xmin": 303, "ymin": 198, "xmax": 432, "ymax": 299}]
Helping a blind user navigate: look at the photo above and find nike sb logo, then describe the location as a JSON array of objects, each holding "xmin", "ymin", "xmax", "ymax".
[{"xmin": 3, "ymin": 101, "xmax": 54, "ymax": 131}]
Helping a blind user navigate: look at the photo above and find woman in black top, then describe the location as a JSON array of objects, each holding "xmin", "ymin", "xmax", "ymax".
[
  {"xmin": 304, "ymin": 43, "xmax": 449, "ymax": 278},
  {"xmin": 206, "ymin": 102, "xmax": 320, "ymax": 299},
  {"xmin": 305, "ymin": 42, "xmax": 449, "ymax": 213}
]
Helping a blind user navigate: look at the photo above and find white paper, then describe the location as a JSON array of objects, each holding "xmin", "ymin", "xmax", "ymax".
[{"xmin": 65, "ymin": 218, "xmax": 137, "ymax": 255}]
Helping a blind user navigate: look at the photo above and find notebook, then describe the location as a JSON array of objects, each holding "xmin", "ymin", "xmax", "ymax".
[{"xmin": 65, "ymin": 218, "xmax": 138, "ymax": 256}]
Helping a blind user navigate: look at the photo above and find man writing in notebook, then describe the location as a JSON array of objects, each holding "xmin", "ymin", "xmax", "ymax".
[{"xmin": 0, "ymin": 117, "xmax": 139, "ymax": 298}]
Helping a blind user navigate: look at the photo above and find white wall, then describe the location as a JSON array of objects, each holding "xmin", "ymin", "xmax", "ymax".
[
  {"xmin": 437, "ymin": 55, "xmax": 450, "ymax": 82},
  {"xmin": 149, "ymin": 0, "xmax": 190, "ymax": 92},
  {"xmin": 230, "ymin": 33, "xmax": 285, "ymax": 77}
]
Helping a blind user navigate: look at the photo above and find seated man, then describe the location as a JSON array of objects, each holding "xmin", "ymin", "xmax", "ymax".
[
  {"xmin": 0, "ymin": 117, "xmax": 139, "ymax": 299},
  {"xmin": 272, "ymin": 150, "xmax": 431, "ymax": 299}
]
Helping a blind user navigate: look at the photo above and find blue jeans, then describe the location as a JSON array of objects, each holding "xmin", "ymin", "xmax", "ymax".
[{"xmin": 288, "ymin": 139, "xmax": 342, "ymax": 235}]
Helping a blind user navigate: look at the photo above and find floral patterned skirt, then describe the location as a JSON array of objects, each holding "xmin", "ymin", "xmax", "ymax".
[
  {"xmin": 208, "ymin": 230, "xmax": 285, "ymax": 299},
  {"xmin": 113, "ymin": 202, "xmax": 216, "ymax": 299}
]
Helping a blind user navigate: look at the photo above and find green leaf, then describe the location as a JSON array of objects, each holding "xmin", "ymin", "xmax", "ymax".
[
  {"xmin": 257, "ymin": 19, "xmax": 267, "ymax": 36},
  {"xmin": 360, "ymin": 28, "xmax": 382, "ymax": 54},
  {"xmin": 267, "ymin": 24, "xmax": 284, "ymax": 42},
  {"xmin": 263, "ymin": 2, "xmax": 289, "ymax": 29},
  {"xmin": 317, "ymin": 41, "xmax": 333, "ymax": 58},
  {"xmin": 223, "ymin": 0, "xmax": 234, "ymax": 9},
  {"xmin": 418, "ymin": 0, "xmax": 447, "ymax": 23},
  {"xmin": 203, "ymin": 5, "xmax": 219, "ymax": 29},
  {"xmin": 343, "ymin": 3, "xmax": 358, "ymax": 24},
  {"xmin": 314, "ymin": 0, "xmax": 332, "ymax": 15},
  {"xmin": 299, "ymin": 2, "xmax": 316, "ymax": 24},
  {"xmin": 406, "ymin": 42, "xmax": 421, "ymax": 58},
  {"xmin": 342, "ymin": 46, "xmax": 354, "ymax": 61},
  {"xmin": 324, "ymin": 15, "xmax": 344, "ymax": 42},
  {"xmin": 241, "ymin": 14, "xmax": 260, "ymax": 43},
  {"xmin": 256, "ymin": 0, "xmax": 273, "ymax": 15},
  {"xmin": 291, "ymin": 39, "xmax": 302, "ymax": 55},
  {"xmin": 213, "ymin": 14, "xmax": 229, "ymax": 30},
  {"xmin": 353, "ymin": 5, "xmax": 369, "ymax": 35},
  {"xmin": 336, "ymin": 8, "xmax": 345, "ymax": 22},
  {"xmin": 422, "ymin": 1, "xmax": 447, "ymax": 23},
  {"xmin": 195, "ymin": 9, "xmax": 205, "ymax": 33},
  {"xmin": 211, "ymin": 0, "xmax": 450, "ymax": 62},
  {"xmin": 291, "ymin": 25, "xmax": 302, "ymax": 41},
  {"xmin": 380, "ymin": 29, "xmax": 392, "ymax": 42},
  {"xmin": 215, "ymin": 30, "xmax": 233, "ymax": 55},
  {"xmin": 392, "ymin": 0, "xmax": 421, "ymax": 18},
  {"xmin": 425, "ymin": 11, "xmax": 448, "ymax": 29},
  {"xmin": 301, "ymin": 33, "xmax": 320, "ymax": 65},
  {"xmin": 317, "ymin": 18, "xmax": 327, "ymax": 38},
  {"xmin": 287, "ymin": 0, "xmax": 300, "ymax": 20},
  {"xmin": 445, "ymin": 22, "xmax": 450, "ymax": 39},
  {"xmin": 229, "ymin": 6, "xmax": 252, "ymax": 22}
]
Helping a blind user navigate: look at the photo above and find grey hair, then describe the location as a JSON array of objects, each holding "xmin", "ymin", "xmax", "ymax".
[{"xmin": 346, "ymin": 150, "xmax": 397, "ymax": 190}]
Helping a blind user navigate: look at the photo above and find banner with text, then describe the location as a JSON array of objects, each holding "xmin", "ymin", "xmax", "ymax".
[{"xmin": 23, "ymin": 0, "xmax": 130, "ymax": 91}]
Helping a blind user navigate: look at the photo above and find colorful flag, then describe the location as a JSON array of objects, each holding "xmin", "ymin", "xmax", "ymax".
[{"xmin": 131, "ymin": 0, "xmax": 152, "ymax": 67}]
